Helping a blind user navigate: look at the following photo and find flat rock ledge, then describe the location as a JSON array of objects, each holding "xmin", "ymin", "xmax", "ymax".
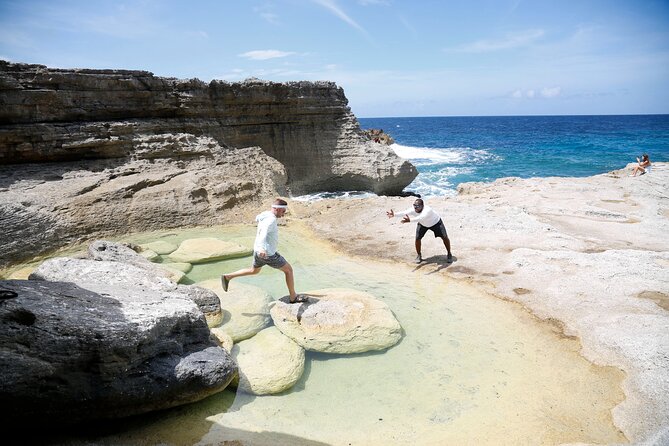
[
  {"xmin": 167, "ymin": 237, "xmax": 253, "ymax": 264},
  {"xmin": 270, "ymin": 288, "xmax": 402, "ymax": 354},
  {"xmin": 198, "ymin": 279, "xmax": 273, "ymax": 341},
  {"xmin": 231, "ymin": 326, "xmax": 305, "ymax": 395},
  {"xmin": 0, "ymin": 279, "xmax": 236, "ymax": 425}
]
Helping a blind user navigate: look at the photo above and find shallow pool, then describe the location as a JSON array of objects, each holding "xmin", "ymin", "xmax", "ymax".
[{"xmin": 8, "ymin": 222, "xmax": 627, "ymax": 445}]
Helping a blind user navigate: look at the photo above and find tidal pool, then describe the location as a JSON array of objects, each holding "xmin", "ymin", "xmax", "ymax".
[{"xmin": 5, "ymin": 222, "xmax": 627, "ymax": 445}]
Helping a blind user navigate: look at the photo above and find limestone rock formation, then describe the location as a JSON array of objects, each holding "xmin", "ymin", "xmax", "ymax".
[
  {"xmin": 31, "ymin": 247, "xmax": 223, "ymax": 327},
  {"xmin": 0, "ymin": 61, "xmax": 417, "ymax": 268},
  {"xmin": 270, "ymin": 288, "xmax": 402, "ymax": 354},
  {"xmin": 231, "ymin": 326, "xmax": 305, "ymax": 395},
  {"xmin": 167, "ymin": 237, "xmax": 252, "ymax": 264},
  {"xmin": 139, "ymin": 240, "xmax": 178, "ymax": 255},
  {"xmin": 0, "ymin": 279, "xmax": 236, "ymax": 425},
  {"xmin": 197, "ymin": 279, "xmax": 273, "ymax": 341}
]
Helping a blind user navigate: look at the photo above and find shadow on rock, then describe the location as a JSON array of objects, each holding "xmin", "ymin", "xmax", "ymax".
[{"xmin": 412, "ymin": 254, "xmax": 457, "ymax": 274}]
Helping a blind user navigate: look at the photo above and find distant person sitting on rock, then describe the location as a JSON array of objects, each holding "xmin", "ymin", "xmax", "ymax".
[
  {"xmin": 221, "ymin": 198, "xmax": 305, "ymax": 303},
  {"xmin": 386, "ymin": 198, "xmax": 453, "ymax": 264},
  {"xmin": 631, "ymin": 153, "xmax": 651, "ymax": 176}
]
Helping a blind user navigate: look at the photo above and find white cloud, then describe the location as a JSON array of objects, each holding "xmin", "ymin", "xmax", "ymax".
[
  {"xmin": 239, "ymin": 50, "xmax": 296, "ymax": 60},
  {"xmin": 511, "ymin": 89, "xmax": 522, "ymax": 98},
  {"xmin": 311, "ymin": 0, "xmax": 367, "ymax": 34},
  {"xmin": 254, "ymin": 6, "xmax": 280, "ymax": 25},
  {"xmin": 449, "ymin": 29, "xmax": 545, "ymax": 53},
  {"xmin": 526, "ymin": 89, "xmax": 536, "ymax": 98},
  {"xmin": 541, "ymin": 86, "xmax": 561, "ymax": 98}
]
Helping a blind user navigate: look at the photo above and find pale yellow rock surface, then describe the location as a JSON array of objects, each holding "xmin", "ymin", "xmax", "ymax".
[
  {"xmin": 270, "ymin": 288, "xmax": 402, "ymax": 354},
  {"xmin": 167, "ymin": 237, "xmax": 252, "ymax": 264},
  {"xmin": 210, "ymin": 327, "xmax": 234, "ymax": 352},
  {"xmin": 197, "ymin": 279, "xmax": 273, "ymax": 341},
  {"xmin": 140, "ymin": 240, "xmax": 178, "ymax": 255},
  {"xmin": 161, "ymin": 262, "xmax": 192, "ymax": 273},
  {"xmin": 289, "ymin": 163, "xmax": 669, "ymax": 444},
  {"xmin": 138, "ymin": 249, "xmax": 160, "ymax": 261},
  {"xmin": 231, "ymin": 326, "xmax": 305, "ymax": 395}
]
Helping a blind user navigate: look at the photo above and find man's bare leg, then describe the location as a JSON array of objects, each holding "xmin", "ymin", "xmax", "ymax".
[
  {"xmin": 222, "ymin": 267, "xmax": 261, "ymax": 291},
  {"xmin": 278, "ymin": 262, "xmax": 297, "ymax": 301}
]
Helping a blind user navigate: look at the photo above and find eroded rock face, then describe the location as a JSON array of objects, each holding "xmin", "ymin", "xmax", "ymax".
[
  {"xmin": 270, "ymin": 288, "xmax": 403, "ymax": 354},
  {"xmin": 0, "ymin": 61, "xmax": 416, "ymax": 193},
  {"xmin": 0, "ymin": 61, "xmax": 417, "ymax": 268},
  {"xmin": 0, "ymin": 279, "xmax": 236, "ymax": 425}
]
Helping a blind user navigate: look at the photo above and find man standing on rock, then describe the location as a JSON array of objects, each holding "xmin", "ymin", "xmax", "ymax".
[
  {"xmin": 387, "ymin": 198, "xmax": 453, "ymax": 264},
  {"xmin": 221, "ymin": 198, "xmax": 305, "ymax": 303}
]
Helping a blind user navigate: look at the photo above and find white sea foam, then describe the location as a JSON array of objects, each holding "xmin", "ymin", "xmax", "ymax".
[
  {"xmin": 391, "ymin": 143, "xmax": 499, "ymax": 166},
  {"xmin": 291, "ymin": 190, "xmax": 378, "ymax": 202}
]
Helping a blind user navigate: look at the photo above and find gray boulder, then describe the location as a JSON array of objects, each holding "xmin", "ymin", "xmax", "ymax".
[
  {"xmin": 30, "ymin": 254, "xmax": 222, "ymax": 327},
  {"xmin": 0, "ymin": 279, "xmax": 237, "ymax": 425}
]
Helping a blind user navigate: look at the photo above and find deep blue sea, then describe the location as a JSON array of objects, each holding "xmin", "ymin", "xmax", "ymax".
[{"xmin": 358, "ymin": 115, "xmax": 669, "ymax": 197}]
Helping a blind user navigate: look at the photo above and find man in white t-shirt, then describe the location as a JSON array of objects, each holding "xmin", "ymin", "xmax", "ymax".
[
  {"xmin": 387, "ymin": 198, "xmax": 453, "ymax": 264},
  {"xmin": 221, "ymin": 198, "xmax": 305, "ymax": 303}
]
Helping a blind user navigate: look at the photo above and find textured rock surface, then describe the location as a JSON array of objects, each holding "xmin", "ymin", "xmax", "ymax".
[
  {"xmin": 0, "ymin": 61, "xmax": 417, "ymax": 268},
  {"xmin": 270, "ymin": 288, "xmax": 402, "ymax": 353},
  {"xmin": 167, "ymin": 237, "xmax": 252, "ymax": 263},
  {"xmin": 231, "ymin": 326, "xmax": 305, "ymax": 395},
  {"xmin": 198, "ymin": 279, "xmax": 273, "ymax": 341},
  {"xmin": 293, "ymin": 164, "xmax": 669, "ymax": 444},
  {"xmin": 0, "ymin": 279, "xmax": 236, "ymax": 424},
  {"xmin": 31, "ymin": 255, "xmax": 222, "ymax": 327}
]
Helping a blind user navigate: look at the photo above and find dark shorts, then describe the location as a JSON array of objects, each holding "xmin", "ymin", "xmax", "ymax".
[
  {"xmin": 416, "ymin": 219, "xmax": 448, "ymax": 240},
  {"xmin": 252, "ymin": 251, "xmax": 287, "ymax": 269}
]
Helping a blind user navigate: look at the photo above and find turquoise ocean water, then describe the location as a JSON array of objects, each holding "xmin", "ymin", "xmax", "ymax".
[{"xmin": 358, "ymin": 115, "xmax": 669, "ymax": 197}]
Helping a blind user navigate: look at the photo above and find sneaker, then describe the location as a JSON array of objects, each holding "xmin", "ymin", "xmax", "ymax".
[
  {"xmin": 415, "ymin": 255, "xmax": 423, "ymax": 264},
  {"xmin": 221, "ymin": 275, "xmax": 229, "ymax": 292},
  {"xmin": 447, "ymin": 253, "xmax": 453, "ymax": 263}
]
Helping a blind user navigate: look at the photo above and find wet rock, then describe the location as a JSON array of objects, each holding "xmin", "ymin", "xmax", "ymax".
[
  {"xmin": 197, "ymin": 279, "xmax": 273, "ymax": 341},
  {"xmin": 167, "ymin": 237, "xmax": 252, "ymax": 264},
  {"xmin": 270, "ymin": 288, "xmax": 402, "ymax": 354},
  {"xmin": 231, "ymin": 327, "xmax": 305, "ymax": 395}
]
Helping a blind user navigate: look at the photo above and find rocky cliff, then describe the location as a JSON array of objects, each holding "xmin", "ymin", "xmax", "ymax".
[
  {"xmin": 0, "ymin": 61, "xmax": 416, "ymax": 194},
  {"xmin": 0, "ymin": 61, "xmax": 417, "ymax": 267}
]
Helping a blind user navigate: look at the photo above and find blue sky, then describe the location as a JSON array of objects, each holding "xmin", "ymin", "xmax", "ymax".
[{"xmin": 1, "ymin": 0, "xmax": 668, "ymax": 117}]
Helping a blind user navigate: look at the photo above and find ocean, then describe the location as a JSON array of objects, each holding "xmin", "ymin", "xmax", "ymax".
[{"xmin": 358, "ymin": 115, "xmax": 669, "ymax": 197}]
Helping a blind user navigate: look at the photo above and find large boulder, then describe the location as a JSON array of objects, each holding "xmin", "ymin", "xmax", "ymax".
[
  {"xmin": 30, "ymin": 255, "xmax": 222, "ymax": 327},
  {"xmin": 231, "ymin": 327, "xmax": 305, "ymax": 395},
  {"xmin": 197, "ymin": 279, "xmax": 273, "ymax": 341},
  {"xmin": 0, "ymin": 279, "xmax": 237, "ymax": 425},
  {"xmin": 88, "ymin": 240, "xmax": 184, "ymax": 284},
  {"xmin": 270, "ymin": 288, "xmax": 402, "ymax": 354}
]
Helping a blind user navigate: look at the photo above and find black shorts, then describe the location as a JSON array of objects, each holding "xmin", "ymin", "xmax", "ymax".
[
  {"xmin": 416, "ymin": 219, "xmax": 448, "ymax": 240},
  {"xmin": 252, "ymin": 252, "xmax": 287, "ymax": 269}
]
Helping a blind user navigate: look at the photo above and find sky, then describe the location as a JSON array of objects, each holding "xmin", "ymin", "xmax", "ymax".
[{"xmin": 1, "ymin": 0, "xmax": 668, "ymax": 118}]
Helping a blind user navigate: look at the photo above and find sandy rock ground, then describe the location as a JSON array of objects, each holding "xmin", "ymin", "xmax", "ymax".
[{"xmin": 289, "ymin": 163, "xmax": 669, "ymax": 445}]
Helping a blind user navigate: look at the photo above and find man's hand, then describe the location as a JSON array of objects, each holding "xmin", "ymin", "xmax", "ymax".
[
  {"xmin": 386, "ymin": 209, "xmax": 394, "ymax": 218},
  {"xmin": 258, "ymin": 250, "xmax": 267, "ymax": 258},
  {"xmin": 401, "ymin": 215, "xmax": 410, "ymax": 224}
]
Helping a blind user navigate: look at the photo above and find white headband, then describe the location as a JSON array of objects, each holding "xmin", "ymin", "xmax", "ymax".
[{"xmin": 272, "ymin": 204, "xmax": 288, "ymax": 209}]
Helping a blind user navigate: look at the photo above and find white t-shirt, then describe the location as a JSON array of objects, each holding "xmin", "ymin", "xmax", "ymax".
[
  {"xmin": 395, "ymin": 204, "xmax": 441, "ymax": 227},
  {"xmin": 254, "ymin": 211, "xmax": 279, "ymax": 255}
]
